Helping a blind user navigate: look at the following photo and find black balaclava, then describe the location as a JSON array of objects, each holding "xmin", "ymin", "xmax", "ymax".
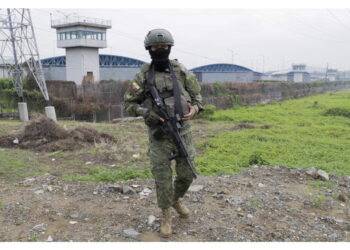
[{"xmin": 149, "ymin": 47, "xmax": 171, "ymax": 72}]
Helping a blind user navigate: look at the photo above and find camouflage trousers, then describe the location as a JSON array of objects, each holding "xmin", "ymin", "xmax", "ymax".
[{"xmin": 147, "ymin": 131, "xmax": 196, "ymax": 209}]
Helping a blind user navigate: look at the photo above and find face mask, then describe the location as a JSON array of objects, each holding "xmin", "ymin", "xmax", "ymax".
[{"xmin": 149, "ymin": 47, "xmax": 171, "ymax": 72}]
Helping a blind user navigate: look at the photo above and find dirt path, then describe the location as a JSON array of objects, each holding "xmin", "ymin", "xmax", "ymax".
[{"xmin": 1, "ymin": 165, "xmax": 349, "ymax": 242}]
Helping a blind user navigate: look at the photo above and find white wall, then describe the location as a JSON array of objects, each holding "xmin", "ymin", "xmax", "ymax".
[
  {"xmin": 100, "ymin": 67, "xmax": 141, "ymax": 81},
  {"xmin": 66, "ymin": 47, "xmax": 100, "ymax": 85},
  {"xmin": 271, "ymin": 75, "xmax": 288, "ymax": 81},
  {"xmin": 42, "ymin": 67, "xmax": 66, "ymax": 81},
  {"xmin": 293, "ymin": 72, "xmax": 304, "ymax": 82},
  {"xmin": 200, "ymin": 72, "xmax": 255, "ymax": 83}
]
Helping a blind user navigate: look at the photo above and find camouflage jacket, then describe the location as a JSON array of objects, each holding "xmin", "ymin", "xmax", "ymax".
[{"xmin": 123, "ymin": 59, "xmax": 204, "ymax": 135}]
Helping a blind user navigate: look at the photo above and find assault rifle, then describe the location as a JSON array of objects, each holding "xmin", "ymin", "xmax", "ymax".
[{"xmin": 147, "ymin": 83, "xmax": 197, "ymax": 179}]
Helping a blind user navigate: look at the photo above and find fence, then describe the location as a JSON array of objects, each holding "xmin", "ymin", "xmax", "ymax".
[{"xmin": 1, "ymin": 79, "xmax": 350, "ymax": 122}]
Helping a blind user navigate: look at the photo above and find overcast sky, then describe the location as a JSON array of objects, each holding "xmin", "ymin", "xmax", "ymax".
[{"xmin": 3, "ymin": 8, "xmax": 350, "ymax": 72}]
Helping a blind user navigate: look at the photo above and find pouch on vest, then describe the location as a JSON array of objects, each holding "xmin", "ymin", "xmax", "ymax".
[{"xmin": 164, "ymin": 96, "xmax": 190, "ymax": 118}]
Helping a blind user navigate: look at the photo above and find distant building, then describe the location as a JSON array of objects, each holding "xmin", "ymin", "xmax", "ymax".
[
  {"xmin": 190, "ymin": 63, "xmax": 262, "ymax": 83},
  {"xmin": 41, "ymin": 54, "xmax": 145, "ymax": 82},
  {"xmin": 51, "ymin": 16, "xmax": 111, "ymax": 85},
  {"xmin": 337, "ymin": 71, "xmax": 350, "ymax": 81},
  {"xmin": 291, "ymin": 64, "xmax": 310, "ymax": 82},
  {"xmin": 271, "ymin": 64, "xmax": 310, "ymax": 82},
  {"xmin": 326, "ymin": 69, "xmax": 338, "ymax": 82},
  {"xmin": 270, "ymin": 70, "xmax": 290, "ymax": 81}
]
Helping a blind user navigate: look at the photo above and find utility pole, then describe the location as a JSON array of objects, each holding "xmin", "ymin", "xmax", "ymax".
[
  {"xmin": 325, "ymin": 63, "xmax": 329, "ymax": 82},
  {"xmin": 0, "ymin": 8, "xmax": 56, "ymax": 122},
  {"xmin": 259, "ymin": 55, "xmax": 266, "ymax": 73},
  {"xmin": 228, "ymin": 49, "xmax": 238, "ymax": 64}
]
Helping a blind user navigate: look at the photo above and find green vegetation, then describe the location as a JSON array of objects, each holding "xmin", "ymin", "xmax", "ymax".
[
  {"xmin": 63, "ymin": 165, "xmax": 152, "ymax": 182},
  {"xmin": 0, "ymin": 78, "xmax": 43, "ymax": 112},
  {"xmin": 196, "ymin": 90, "xmax": 350, "ymax": 176},
  {"xmin": 324, "ymin": 107, "xmax": 350, "ymax": 118},
  {"xmin": 0, "ymin": 149, "xmax": 50, "ymax": 180},
  {"xmin": 195, "ymin": 104, "xmax": 216, "ymax": 119},
  {"xmin": 0, "ymin": 78, "xmax": 13, "ymax": 89},
  {"xmin": 1, "ymin": 90, "xmax": 350, "ymax": 183}
]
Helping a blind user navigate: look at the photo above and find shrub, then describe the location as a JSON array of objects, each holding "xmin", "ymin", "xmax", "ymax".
[
  {"xmin": 248, "ymin": 151, "xmax": 269, "ymax": 166},
  {"xmin": 196, "ymin": 104, "xmax": 216, "ymax": 119},
  {"xmin": 324, "ymin": 107, "xmax": 350, "ymax": 118},
  {"xmin": 0, "ymin": 78, "xmax": 13, "ymax": 90}
]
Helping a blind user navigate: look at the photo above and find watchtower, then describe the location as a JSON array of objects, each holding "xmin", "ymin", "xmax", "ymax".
[
  {"xmin": 291, "ymin": 64, "xmax": 310, "ymax": 82},
  {"xmin": 51, "ymin": 16, "xmax": 111, "ymax": 85}
]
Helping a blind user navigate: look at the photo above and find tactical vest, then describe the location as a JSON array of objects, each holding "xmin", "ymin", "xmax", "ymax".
[{"xmin": 144, "ymin": 62, "xmax": 191, "ymax": 119}]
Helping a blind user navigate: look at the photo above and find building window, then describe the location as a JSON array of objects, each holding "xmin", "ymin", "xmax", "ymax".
[
  {"xmin": 58, "ymin": 30, "xmax": 106, "ymax": 40},
  {"xmin": 59, "ymin": 32, "xmax": 64, "ymax": 40},
  {"xmin": 77, "ymin": 30, "xmax": 84, "ymax": 39},
  {"xmin": 71, "ymin": 31, "xmax": 77, "ymax": 39}
]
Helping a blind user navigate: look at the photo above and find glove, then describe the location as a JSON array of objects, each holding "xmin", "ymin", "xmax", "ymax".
[
  {"xmin": 144, "ymin": 110, "xmax": 161, "ymax": 127},
  {"xmin": 136, "ymin": 107, "xmax": 161, "ymax": 127}
]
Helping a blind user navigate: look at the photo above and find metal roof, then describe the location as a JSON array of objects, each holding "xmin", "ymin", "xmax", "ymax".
[
  {"xmin": 190, "ymin": 63, "xmax": 254, "ymax": 73},
  {"xmin": 41, "ymin": 55, "xmax": 145, "ymax": 68},
  {"xmin": 99, "ymin": 54, "xmax": 144, "ymax": 67}
]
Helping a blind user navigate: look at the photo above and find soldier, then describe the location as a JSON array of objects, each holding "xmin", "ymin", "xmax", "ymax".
[{"xmin": 124, "ymin": 28, "xmax": 204, "ymax": 237}]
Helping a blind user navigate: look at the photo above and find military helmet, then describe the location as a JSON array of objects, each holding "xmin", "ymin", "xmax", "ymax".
[{"xmin": 144, "ymin": 29, "xmax": 174, "ymax": 49}]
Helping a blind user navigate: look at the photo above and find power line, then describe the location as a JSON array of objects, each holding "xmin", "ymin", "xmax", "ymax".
[
  {"xmin": 31, "ymin": 9, "xmax": 231, "ymax": 65},
  {"xmin": 278, "ymin": 9, "xmax": 350, "ymax": 43},
  {"xmin": 248, "ymin": 9, "xmax": 349, "ymax": 44},
  {"xmin": 326, "ymin": 9, "xmax": 350, "ymax": 32}
]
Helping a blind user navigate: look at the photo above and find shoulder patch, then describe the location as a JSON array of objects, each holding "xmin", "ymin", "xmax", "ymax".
[{"xmin": 130, "ymin": 81, "xmax": 141, "ymax": 91}]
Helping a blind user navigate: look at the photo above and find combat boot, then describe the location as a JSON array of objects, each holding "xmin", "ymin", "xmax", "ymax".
[
  {"xmin": 172, "ymin": 199, "xmax": 190, "ymax": 218},
  {"xmin": 160, "ymin": 208, "xmax": 172, "ymax": 237}
]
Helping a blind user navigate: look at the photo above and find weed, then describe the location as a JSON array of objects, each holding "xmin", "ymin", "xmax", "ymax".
[
  {"xmin": 324, "ymin": 107, "xmax": 350, "ymax": 118},
  {"xmin": 249, "ymin": 199, "xmax": 260, "ymax": 209},
  {"xmin": 63, "ymin": 166, "xmax": 152, "ymax": 182},
  {"xmin": 249, "ymin": 152, "xmax": 269, "ymax": 166},
  {"xmin": 196, "ymin": 104, "xmax": 216, "ymax": 119},
  {"xmin": 313, "ymin": 195, "xmax": 326, "ymax": 207},
  {"xmin": 28, "ymin": 232, "xmax": 39, "ymax": 242}
]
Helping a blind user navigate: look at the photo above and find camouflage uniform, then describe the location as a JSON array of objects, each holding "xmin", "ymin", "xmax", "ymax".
[{"xmin": 124, "ymin": 60, "xmax": 203, "ymax": 208}]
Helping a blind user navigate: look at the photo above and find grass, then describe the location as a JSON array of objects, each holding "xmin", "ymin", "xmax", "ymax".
[
  {"xmin": 0, "ymin": 148, "xmax": 51, "ymax": 180},
  {"xmin": 196, "ymin": 90, "xmax": 350, "ymax": 176},
  {"xmin": 1, "ymin": 89, "xmax": 350, "ymax": 182},
  {"xmin": 62, "ymin": 166, "xmax": 152, "ymax": 182}
]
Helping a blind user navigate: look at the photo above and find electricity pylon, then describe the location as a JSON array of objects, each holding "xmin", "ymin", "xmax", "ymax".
[{"xmin": 0, "ymin": 8, "xmax": 56, "ymax": 122}]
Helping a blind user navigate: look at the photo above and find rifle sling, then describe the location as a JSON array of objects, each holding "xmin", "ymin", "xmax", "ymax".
[
  {"xmin": 147, "ymin": 61, "xmax": 184, "ymax": 120},
  {"xmin": 168, "ymin": 61, "xmax": 184, "ymax": 119}
]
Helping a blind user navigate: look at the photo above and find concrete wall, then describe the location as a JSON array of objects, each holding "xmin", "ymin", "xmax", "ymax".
[
  {"xmin": 293, "ymin": 72, "xmax": 304, "ymax": 82},
  {"xmin": 327, "ymin": 74, "xmax": 337, "ymax": 81},
  {"xmin": 66, "ymin": 47, "xmax": 100, "ymax": 85},
  {"xmin": 100, "ymin": 67, "xmax": 141, "ymax": 81},
  {"xmin": 194, "ymin": 72, "xmax": 255, "ymax": 83},
  {"xmin": 42, "ymin": 66, "xmax": 141, "ymax": 81},
  {"xmin": 58, "ymin": 39, "xmax": 107, "ymax": 48},
  {"xmin": 42, "ymin": 67, "xmax": 66, "ymax": 81},
  {"xmin": 271, "ymin": 74, "xmax": 288, "ymax": 81}
]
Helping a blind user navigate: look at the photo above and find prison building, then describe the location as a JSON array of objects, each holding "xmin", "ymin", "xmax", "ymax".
[
  {"xmin": 40, "ymin": 54, "xmax": 145, "ymax": 82},
  {"xmin": 51, "ymin": 16, "xmax": 112, "ymax": 85},
  {"xmin": 271, "ymin": 64, "xmax": 311, "ymax": 82},
  {"xmin": 190, "ymin": 63, "xmax": 262, "ymax": 83},
  {"xmin": 326, "ymin": 69, "xmax": 338, "ymax": 82}
]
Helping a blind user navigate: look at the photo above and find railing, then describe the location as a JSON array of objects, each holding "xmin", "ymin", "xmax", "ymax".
[{"xmin": 51, "ymin": 16, "xmax": 111, "ymax": 27}]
